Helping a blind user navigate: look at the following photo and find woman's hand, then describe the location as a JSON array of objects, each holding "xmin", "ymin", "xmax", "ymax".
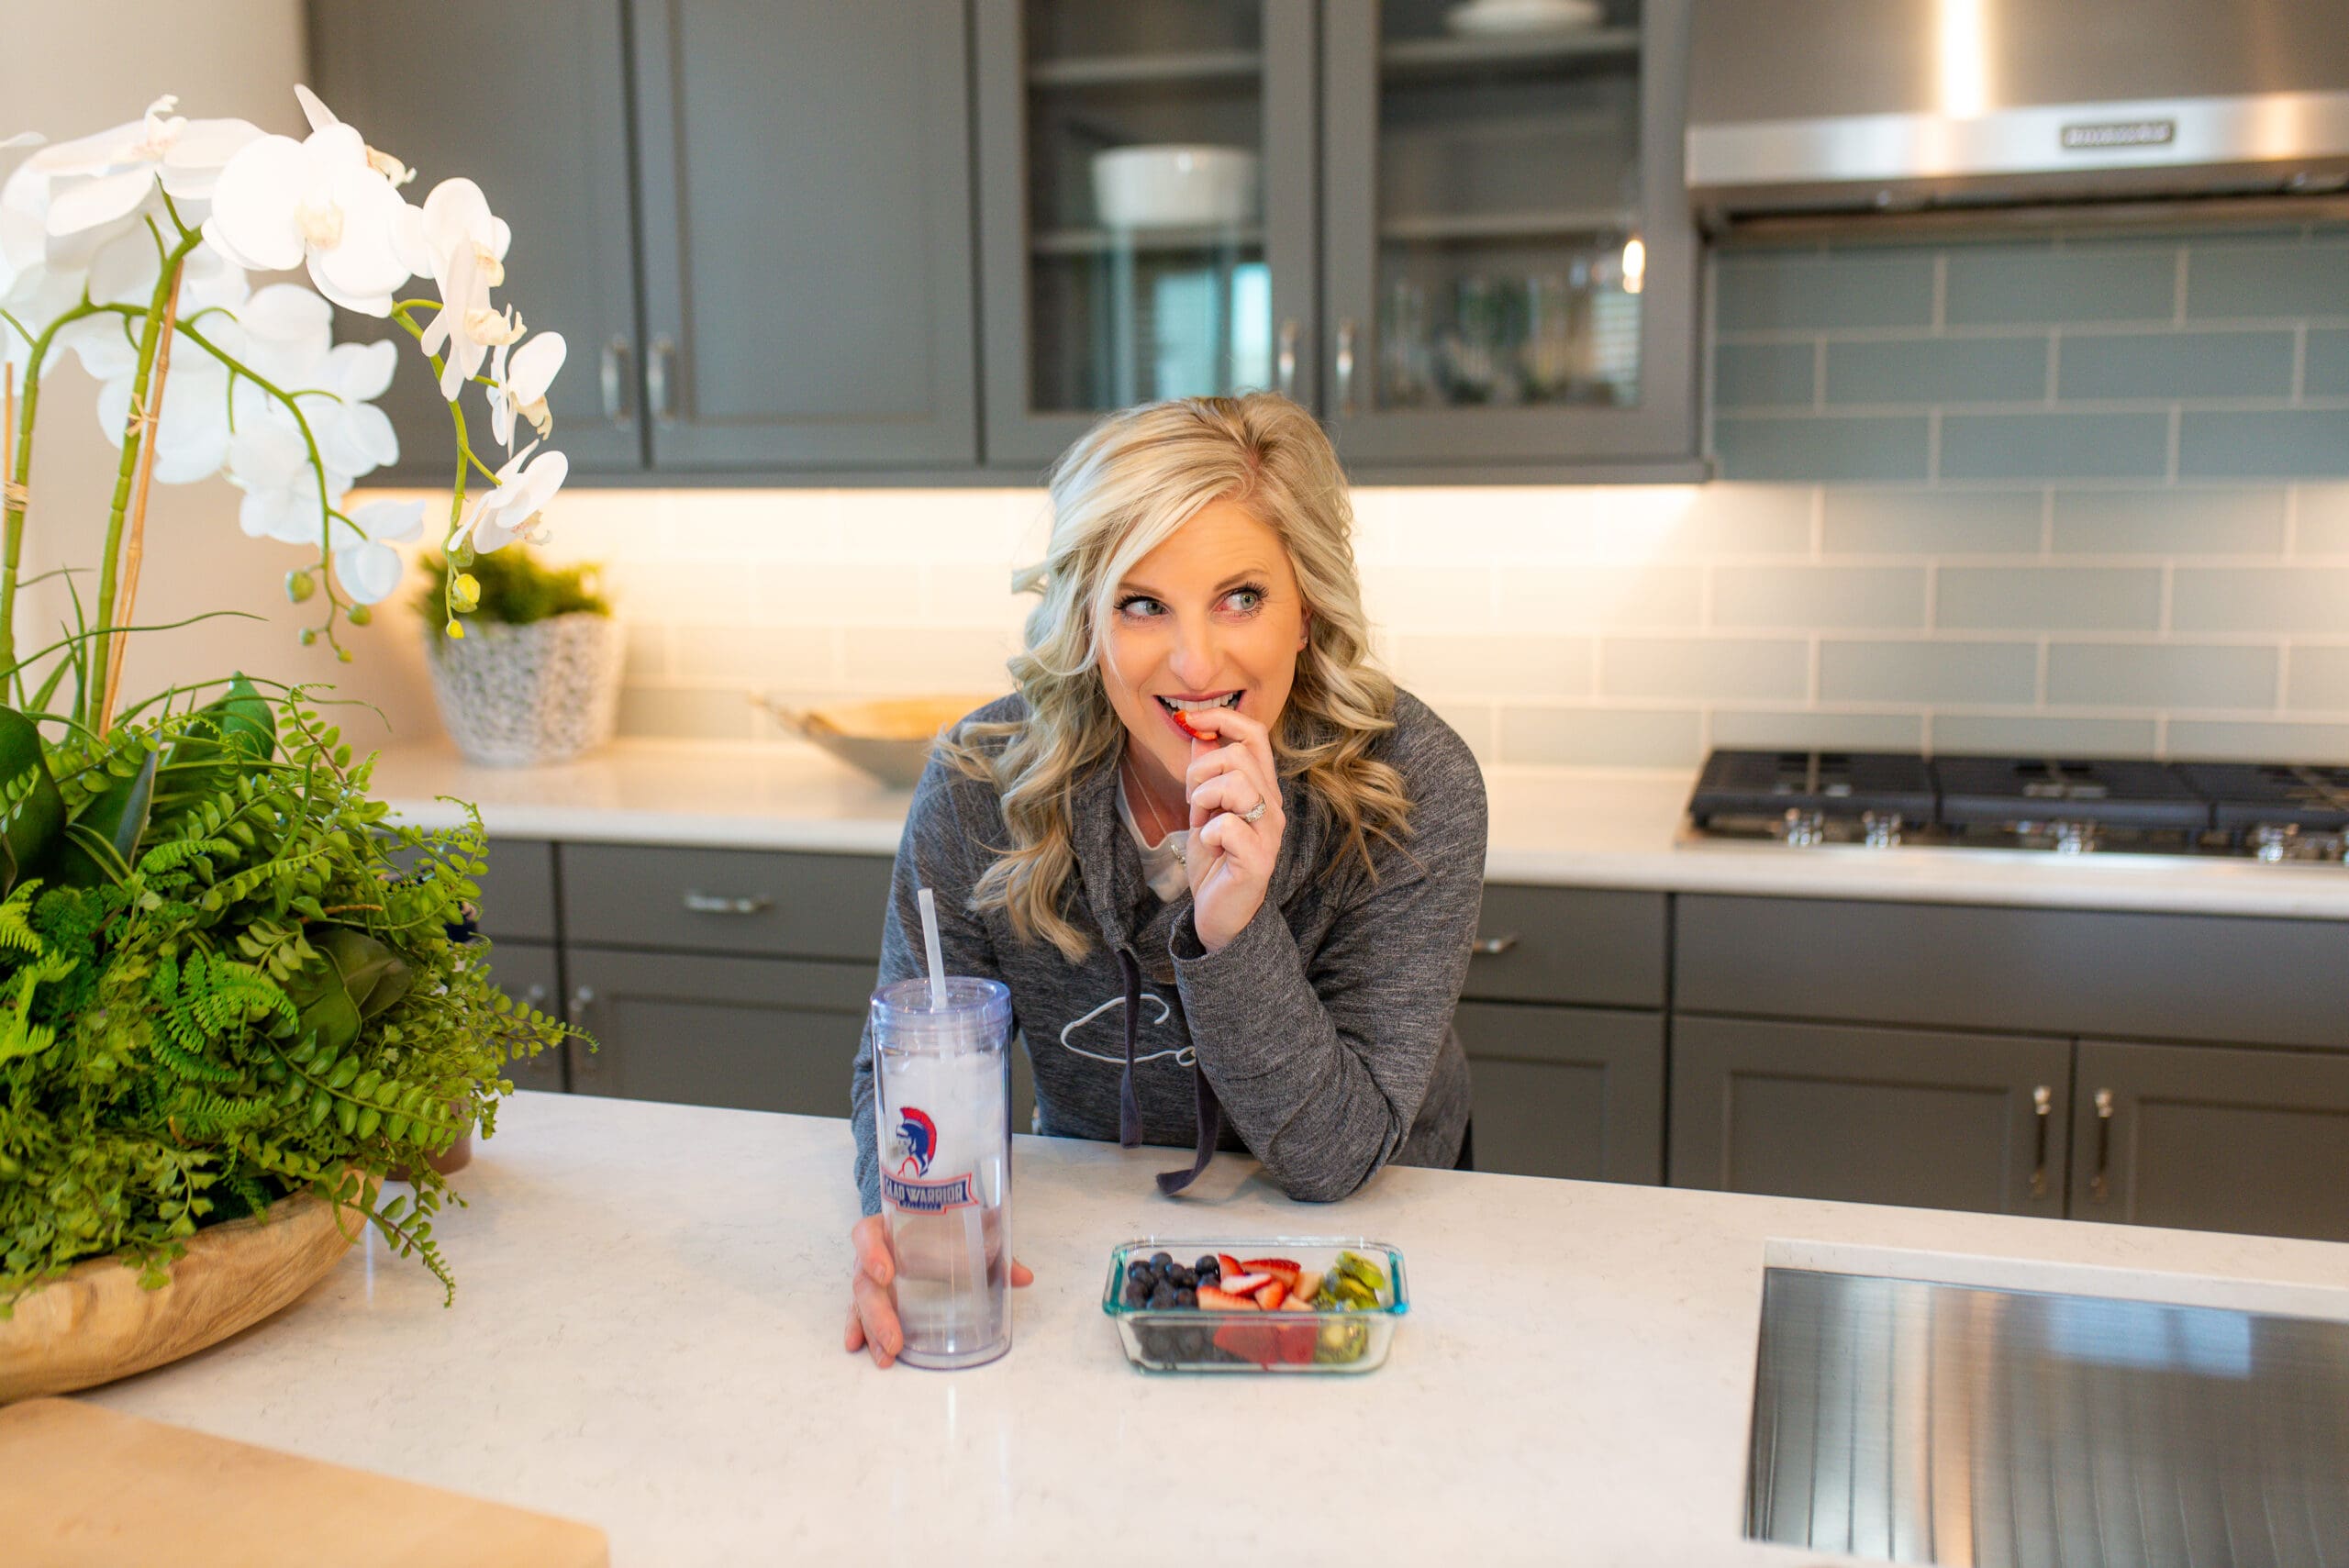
[
  {"xmin": 1181, "ymin": 705, "xmax": 1286, "ymax": 953},
  {"xmin": 843, "ymin": 1213, "xmax": 1034, "ymax": 1369}
]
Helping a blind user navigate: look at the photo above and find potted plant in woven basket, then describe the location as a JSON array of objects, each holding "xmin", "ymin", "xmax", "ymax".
[
  {"xmin": 419, "ymin": 546, "xmax": 618, "ymax": 766},
  {"xmin": 0, "ymin": 85, "xmax": 587, "ymax": 1401}
]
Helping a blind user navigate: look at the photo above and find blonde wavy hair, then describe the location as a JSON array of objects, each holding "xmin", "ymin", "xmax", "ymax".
[{"xmin": 941, "ymin": 393, "xmax": 1411, "ymax": 962}]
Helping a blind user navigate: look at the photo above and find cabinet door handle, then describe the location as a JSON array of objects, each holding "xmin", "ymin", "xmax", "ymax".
[
  {"xmin": 2029, "ymin": 1084, "xmax": 2052, "ymax": 1197},
  {"xmin": 2089, "ymin": 1087, "xmax": 2115, "ymax": 1203},
  {"xmin": 599, "ymin": 336, "xmax": 634, "ymax": 426},
  {"xmin": 1275, "ymin": 317, "xmax": 1298, "ymax": 400},
  {"xmin": 1335, "ymin": 318, "xmax": 1359, "ymax": 415},
  {"xmin": 1470, "ymin": 932, "xmax": 1519, "ymax": 957},
  {"xmin": 521, "ymin": 984, "xmax": 549, "ymax": 1009},
  {"xmin": 647, "ymin": 333, "xmax": 678, "ymax": 425},
  {"xmin": 567, "ymin": 986, "xmax": 599, "ymax": 1073},
  {"xmin": 682, "ymin": 891, "xmax": 773, "ymax": 916}
]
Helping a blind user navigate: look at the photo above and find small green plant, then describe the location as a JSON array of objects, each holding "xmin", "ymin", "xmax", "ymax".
[
  {"xmin": 418, "ymin": 548, "xmax": 607, "ymax": 638},
  {"xmin": 0, "ymin": 678, "xmax": 577, "ymax": 1312}
]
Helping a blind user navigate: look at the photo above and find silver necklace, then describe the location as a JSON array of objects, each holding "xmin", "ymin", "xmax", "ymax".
[{"xmin": 1123, "ymin": 754, "xmax": 1185, "ymax": 864}]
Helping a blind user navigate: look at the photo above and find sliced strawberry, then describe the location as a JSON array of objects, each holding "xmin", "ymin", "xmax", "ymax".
[
  {"xmin": 1291, "ymin": 1268, "xmax": 1323, "ymax": 1303},
  {"xmin": 1215, "ymin": 1252, "xmax": 1245, "ymax": 1278},
  {"xmin": 1196, "ymin": 1285, "xmax": 1260, "ymax": 1311},
  {"xmin": 1219, "ymin": 1271, "xmax": 1272, "ymax": 1295},
  {"xmin": 1253, "ymin": 1280, "xmax": 1286, "ymax": 1310},
  {"xmin": 1173, "ymin": 708, "xmax": 1209, "ymax": 740},
  {"xmin": 1277, "ymin": 1292, "xmax": 1315, "ymax": 1311},
  {"xmin": 1212, "ymin": 1321, "xmax": 1281, "ymax": 1367},
  {"xmin": 1275, "ymin": 1321, "xmax": 1319, "ymax": 1364},
  {"xmin": 1242, "ymin": 1258, "xmax": 1301, "ymax": 1291}
]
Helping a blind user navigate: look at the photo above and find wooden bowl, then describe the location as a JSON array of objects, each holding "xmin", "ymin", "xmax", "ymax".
[
  {"xmin": 0, "ymin": 1184, "xmax": 363, "ymax": 1403},
  {"xmin": 761, "ymin": 695, "xmax": 999, "ymax": 788}
]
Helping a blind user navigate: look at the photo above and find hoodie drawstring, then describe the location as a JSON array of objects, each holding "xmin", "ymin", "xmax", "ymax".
[{"xmin": 1115, "ymin": 947, "xmax": 1226, "ymax": 1195}]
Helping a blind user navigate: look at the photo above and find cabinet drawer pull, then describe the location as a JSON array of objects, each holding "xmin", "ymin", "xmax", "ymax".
[
  {"xmin": 567, "ymin": 986, "xmax": 598, "ymax": 1074},
  {"xmin": 2089, "ymin": 1087, "xmax": 2115, "ymax": 1203},
  {"xmin": 1275, "ymin": 317, "xmax": 1298, "ymax": 400},
  {"xmin": 521, "ymin": 984, "xmax": 549, "ymax": 1008},
  {"xmin": 683, "ymin": 890, "xmax": 773, "ymax": 916},
  {"xmin": 647, "ymin": 333, "xmax": 679, "ymax": 425},
  {"xmin": 1470, "ymin": 932, "xmax": 1520, "ymax": 957},
  {"xmin": 1335, "ymin": 318, "xmax": 1359, "ymax": 415},
  {"xmin": 2029, "ymin": 1084, "xmax": 2052, "ymax": 1197},
  {"xmin": 599, "ymin": 336, "xmax": 634, "ymax": 425}
]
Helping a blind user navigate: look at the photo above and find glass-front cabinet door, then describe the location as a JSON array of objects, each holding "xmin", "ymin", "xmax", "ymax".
[
  {"xmin": 1320, "ymin": 0, "xmax": 1696, "ymax": 471},
  {"xmin": 974, "ymin": 0, "xmax": 1319, "ymax": 470}
]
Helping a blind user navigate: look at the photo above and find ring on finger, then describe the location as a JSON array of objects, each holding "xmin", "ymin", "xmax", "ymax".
[{"xmin": 1241, "ymin": 799, "xmax": 1267, "ymax": 825}]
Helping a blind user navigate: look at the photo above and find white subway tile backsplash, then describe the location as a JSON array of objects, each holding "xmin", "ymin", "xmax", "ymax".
[
  {"xmin": 616, "ymin": 684, "xmax": 758, "ymax": 740},
  {"xmin": 1498, "ymin": 706, "xmax": 1705, "ymax": 767},
  {"xmin": 1359, "ymin": 564, "xmax": 1496, "ymax": 628},
  {"xmin": 1933, "ymin": 567, "xmax": 2164, "ymax": 632},
  {"xmin": 1708, "ymin": 708, "xmax": 1926, "ymax": 751},
  {"xmin": 1819, "ymin": 639, "xmax": 2041, "ymax": 705},
  {"xmin": 669, "ymin": 624, "xmax": 839, "ymax": 687},
  {"xmin": 2299, "ymin": 483, "xmax": 2349, "ymax": 554},
  {"xmin": 1599, "ymin": 637, "xmax": 1809, "ymax": 700},
  {"xmin": 1391, "ymin": 634, "xmax": 1595, "ymax": 699},
  {"xmin": 2165, "ymin": 717, "xmax": 2349, "ymax": 761},
  {"xmin": 2283, "ymin": 645, "xmax": 2349, "ymax": 711},
  {"xmin": 2169, "ymin": 567, "xmax": 2349, "ymax": 633},
  {"xmin": 2050, "ymin": 489, "xmax": 2289, "ymax": 556},
  {"xmin": 840, "ymin": 627, "xmax": 1019, "ymax": 694},
  {"xmin": 1820, "ymin": 489, "xmax": 2043, "ymax": 556},
  {"xmin": 1712, "ymin": 566, "xmax": 1929, "ymax": 629},
  {"xmin": 2044, "ymin": 642, "xmax": 2280, "ymax": 709},
  {"xmin": 1929, "ymin": 713, "xmax": 2160, "ymax": 756},
  {"xmin": 1495, "ymin": 564, "xmax": 1705, "ymax": 632}
]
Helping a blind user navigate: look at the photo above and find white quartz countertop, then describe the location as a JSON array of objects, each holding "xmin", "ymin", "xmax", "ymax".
[
  {"xmin": 83, "ymin": 1094, "xmax": 2349, "ymax": 1566},
  {"xmin": 368, "ymin": 739, "xmax": 2349, "ymax": 919}
]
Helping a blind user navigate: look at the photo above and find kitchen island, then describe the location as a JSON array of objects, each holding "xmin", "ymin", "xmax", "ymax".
[{"xmin": 81, "ymin": 1094, "xmax": 2349, "ymax": 1565}]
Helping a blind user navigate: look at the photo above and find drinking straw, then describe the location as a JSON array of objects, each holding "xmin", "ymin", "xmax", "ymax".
[{"xmin": 917, "ymin": 886, "xmax": 948, "ymax": 1010}]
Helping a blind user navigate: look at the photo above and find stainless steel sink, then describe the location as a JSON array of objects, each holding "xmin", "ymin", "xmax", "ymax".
[{"xmin": 1745, "ymin": 1268, "xmax": 2349, "ymax": 1566}]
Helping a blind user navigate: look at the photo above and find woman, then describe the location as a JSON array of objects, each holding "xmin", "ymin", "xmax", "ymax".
[{"xmin": 845, "ymin": 393, "xmax": 1486, "ymax": 1368}]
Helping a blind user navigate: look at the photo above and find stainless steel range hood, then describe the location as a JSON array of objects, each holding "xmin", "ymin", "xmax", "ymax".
[{"xmin": 1687, "ymin": 1, "xmax": 2349, "ymax": 232}]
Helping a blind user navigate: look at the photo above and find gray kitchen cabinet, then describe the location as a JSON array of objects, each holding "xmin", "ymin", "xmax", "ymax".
[
  {"xmin": 972, "ymin": 0, "xmax": 1320, "ymax": 470},
  {"xmin": 563, "ymin": 945, "xmax": 873, "ymax": 1115},
  {"xmin": 306, "ymin": 0, "xmax": 646, "ymax": 480},
  {"xmin": 1456, "ymin": 1002, "xmax": 1662, "ymax": 1183},
  {"xmin": 473, "ymin": 838, "xmax": 559, "ymax": 943},
  {"xmin": 1671, "ymin": 1017, "xmax": 2072, "ymax": 1218},
  {"xmin": 629, "ymin": 0, "xmax": 980, "ymax": 469},
  {"xmin": 1464, "ymin": 885, "xmax": 1665, "ymax": 1008},
  {"xmin": 485, "ymin": 940, "xmax": 568, "ymax": 1094},
  {"xmin": 559, "ymin": 844, "xmax": 894, "ymax": 961},
  {"xmin": 1319, "ymin": 0, "xmax": 1700, "ymax": 473},
  {"xmin": 2071, "ymin": 1039, "xmax": 2349, "ymax": 1244},
  {"xmin": 562, "ymin": 944, "xmax": 1038, "ymax": 1133},
  {"xmin": 1675, "ymin": 895, "xmax": 2349, "ymax": 1052}
]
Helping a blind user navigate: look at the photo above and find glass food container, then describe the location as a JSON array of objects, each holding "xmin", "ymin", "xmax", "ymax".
[{"xmin": 1100, "ymin": 1237, "xmax": 1410, "ymax": 1374}]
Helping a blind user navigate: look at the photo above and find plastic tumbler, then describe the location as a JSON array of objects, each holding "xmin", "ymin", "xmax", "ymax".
[{"xmin": 872, "ymin": 975, "xmax": 1013, "ymax": 1369}]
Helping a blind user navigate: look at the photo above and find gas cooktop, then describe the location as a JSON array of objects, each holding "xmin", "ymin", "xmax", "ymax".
[{"xmin": 1687, "ymin": 751, "xmax": 2349, "ymax": 862}]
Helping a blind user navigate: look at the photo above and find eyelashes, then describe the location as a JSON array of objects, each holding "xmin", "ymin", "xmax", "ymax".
[{"xmin": 1112, "ymin": 584, "xmax": 1270, "ymax": 619}]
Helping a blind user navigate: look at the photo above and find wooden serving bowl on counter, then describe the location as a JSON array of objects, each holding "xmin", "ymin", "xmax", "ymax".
[
  {"xmin": 757, "ymin": 694, "xmax": 1000, "ymax": 788},
  {"xmin": 0, "ymin": 1182, "xmax": 364, "ymax": 1403}
]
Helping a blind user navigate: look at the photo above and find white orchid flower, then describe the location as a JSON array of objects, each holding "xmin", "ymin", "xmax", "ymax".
[
  {"xmin": 228, "ymin": 281, "xmax": 334, "ymax": 384},
  {"xmin": 31, "ymin": 95, "xmax": 262, "ymax": 242},
  {"xmin": 93, "ymin": 343, "xmax": 239, "ymax": 484},
  {"xmin": 453, "ymin": 440, "xmax": 566, "ymax": 555},
  {"xmin": 304, "ymin": 339, "xmax": 401, "ymax": 478},
  {"xmin": 331, "ymin": 496, "xmax": 424, "ymax": 605},
  {"xmin": 488, "ymin": 329, "xmax": 564, "ymax": 449},
  {"xmin": 203, "ymin": 89, "xmax": 417, "ymax": 317},
  {"xmin": 226, "ymin": 419, "xmax": 351, "ymax": 545},
  {"xmin": 412, "ymin": 177, "xmax": 515, "ymax": 398}
]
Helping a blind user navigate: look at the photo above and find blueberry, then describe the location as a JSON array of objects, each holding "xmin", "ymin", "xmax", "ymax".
[
  {"xmin": 1169, "ymin": 1265, "xmax": 1195, "ymax": 1287},
  {"xmin": 1174, "ymin": 1286, "xmax": 1197, "ymax": 1307},
  {"xmin": 1150, "ymin": 1251, "xmax": 1174, "ymax": 1271},
  {"xmin": 1147, "ymin": 1283, "xmax": 1179, "ymax": 1310},
  {"xmin": 1122, "ymin": 1280, "xmax": 1150, "ymax": 1308},
  {"xmin": 1194, "ymin": 1254, "xmax": 1219, "ymax": 1275},
  {"xmin": 1126, "ymin": 1260, "xmax": 1152, "ymax": 1286}
]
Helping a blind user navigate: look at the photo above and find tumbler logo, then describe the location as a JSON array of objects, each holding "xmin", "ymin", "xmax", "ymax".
[{"xmin": 891, "ymin": 1106, "xmax": 939, "ymax": 1177}]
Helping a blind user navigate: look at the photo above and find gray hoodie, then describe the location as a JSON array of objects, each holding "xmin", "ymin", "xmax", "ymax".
[{"xmin": 849, "ymin": 689, "xmax": 1486, "ymax": 1212}]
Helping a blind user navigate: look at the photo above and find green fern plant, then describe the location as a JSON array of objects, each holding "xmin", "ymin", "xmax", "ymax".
[{"xmin": 0, "ymin": 680, "xmax": 581, "ymax": 1312}]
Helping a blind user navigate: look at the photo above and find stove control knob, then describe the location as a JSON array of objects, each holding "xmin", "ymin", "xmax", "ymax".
[
  {"xmin": 2052, "ymin": 821, "xmax": 2098, "ymax": 855},
  {"xmin": 2251, "ymin": 824, "xmax": 2299, "ymax": 862},
  {"xmin": 1861, "ymin": 812, "xmax": 1903, "ymax": 849},
  {"xmin": 1778, "ymin": 808, "xmax": 1825, "ymax": 847}
]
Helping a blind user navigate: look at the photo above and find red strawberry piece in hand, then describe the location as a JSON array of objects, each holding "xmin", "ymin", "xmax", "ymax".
[
  {"xmin": 1173, "ymin": 708, "xmax": 1209, "ymax": 741},
  {"xmin": 1241, "ymin": 1258, "xmax": 1301, "ymax": 1292}
]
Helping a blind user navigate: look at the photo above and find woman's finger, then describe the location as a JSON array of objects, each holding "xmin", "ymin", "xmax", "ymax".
[
  {"xmin": 844, "ymin": 1304, "xmax": 866, "ymax": 1352},
  {"xmin": 1010, "ymin": 1258, "xmax": 1035, "ymax": 1287},
  {"xmin": 852, "ymin": 1271, "xmax": 901, "ymax": 1368},
  {"xmin": 851, "ymin": 1214, "xmax": 894, "ymax": 1286},
  {"xmin": 1188, "ymin": 773, "xmax": 1267, "ymax": 823},
  {"xmin": 1181, "ymin": 706, "xmax": 1279, "ymax": 801}
]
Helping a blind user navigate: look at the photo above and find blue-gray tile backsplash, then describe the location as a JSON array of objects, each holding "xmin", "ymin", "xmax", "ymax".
[{"xmin": 1711, "ymin": 230, "xmax": 2349, "ymax": 484}]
